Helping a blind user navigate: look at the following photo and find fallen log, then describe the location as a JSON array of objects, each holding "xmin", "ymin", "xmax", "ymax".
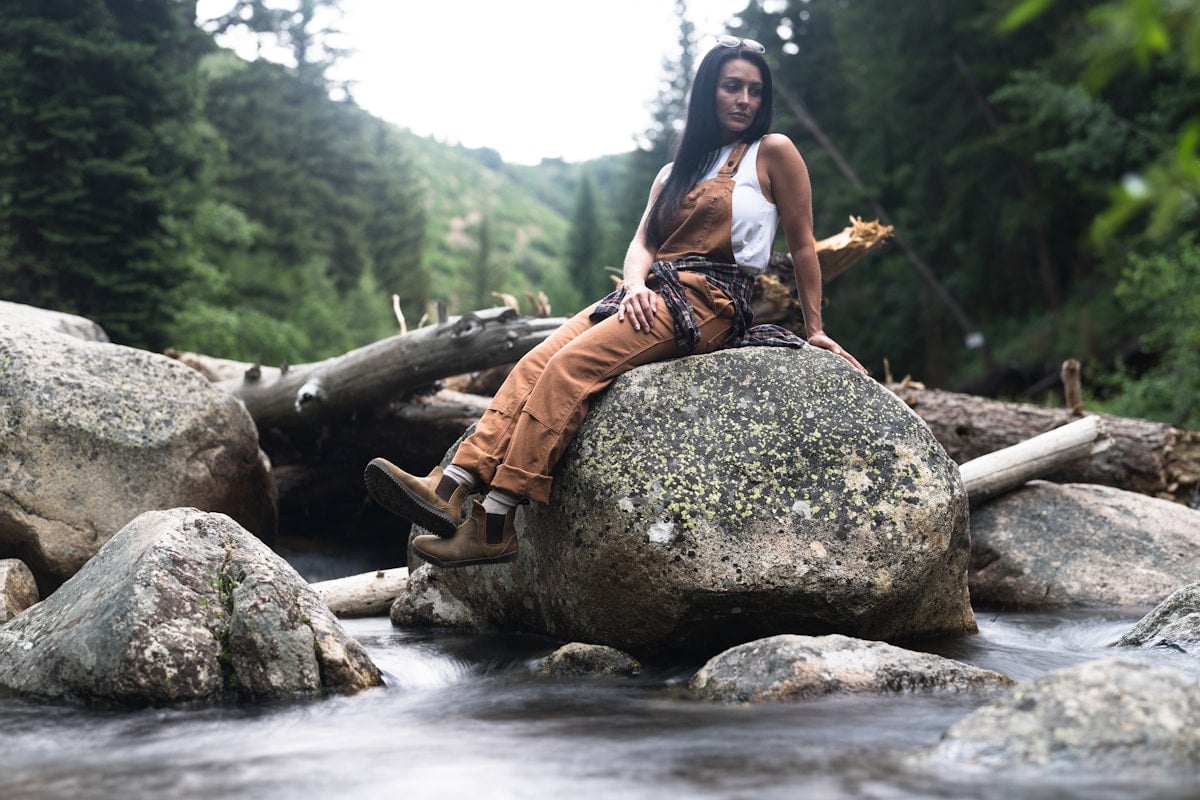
[
  {"xmin": 959, "ymin": 416, "xmax": 1111, "ymax": 505},
  {"xmin": 310, "ymin": 567, "xmax": 408, "ymax": 618},
  {"xmin": 891, "ymin": 382, "xmax": 1200, "ymax": 504},
  {"xmin": 816, "ymin": 216, "xmax": 894, "ymax": 284},
  {"xmin": 216, "ymin": 307, "xmax": 566, "ymax": 429},
  {"xmin": 752, "ymin": 217, "xmax": 893, "ymax": 327}
]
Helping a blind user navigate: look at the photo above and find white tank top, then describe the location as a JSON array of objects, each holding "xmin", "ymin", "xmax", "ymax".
[{"xmin": 697, "ymin": 138, "xmax": 779, "ymax": 274}]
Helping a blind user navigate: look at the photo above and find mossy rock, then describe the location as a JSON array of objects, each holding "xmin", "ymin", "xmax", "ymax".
[{"xmin": 397, "ymin": 347, "xmax": 975, "ymax": 656}]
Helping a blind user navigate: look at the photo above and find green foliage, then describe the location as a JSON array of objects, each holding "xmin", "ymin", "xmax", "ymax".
[
  {"xmin": 1002, "ymin": 0, "xmax": 1200, "ymax": 242},
  {"xmin": 0, "ymin": 0, "xmax": 211, "ymax": 350},
  {"xmin": 567, "ymin": 172, "xmax": 613, "ymax": 302},
  {"xmin": 397, "ymin": 131, "xmax": 577, "ymax": 317},
  {"xmin": 175, "ymin": 52, "xmax": 427, "ymax": 362},
  {"xmin": 697, "ymin": 0, "xmax": 1200, "ymax": 408},
  {"xmin": 1105, "ymin": 236, "xmax": 1200, "ymax": 427},
  {"xmin": 465, "ymin": 211, "xmax": 504, "ymax": 311}
]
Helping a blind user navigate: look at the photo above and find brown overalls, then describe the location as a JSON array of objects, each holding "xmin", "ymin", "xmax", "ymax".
[{"xmin": 451, "ymin": 142, "xmax": 753, "ymax": 503}]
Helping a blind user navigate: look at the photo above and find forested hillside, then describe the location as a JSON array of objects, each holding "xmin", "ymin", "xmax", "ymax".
[
  {"xmin": 0, "ymin": 0, "xmax": 585, "ymax": 364},
  {"xmin": 395, "ymin": 133, "xmax": 580, "ymax": 318},
  {"xmin": 1, "ymin": 0, "xmax": 1196, "ymax": 428}
]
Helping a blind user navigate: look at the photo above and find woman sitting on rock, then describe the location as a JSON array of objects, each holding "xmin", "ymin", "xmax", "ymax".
[{"xmin": 365, "ymin": 35, "xmax": 865, "ymax": 568}]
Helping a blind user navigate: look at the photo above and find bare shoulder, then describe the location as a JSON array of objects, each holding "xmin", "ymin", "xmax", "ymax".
[{"xmin": 759, "ymin": 133, "xmax": 804, "ymax": 166}]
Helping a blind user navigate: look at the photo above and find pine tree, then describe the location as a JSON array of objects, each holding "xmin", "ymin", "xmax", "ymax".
[
  {"xmin": 363, "ymin": 123, "xmax": 428, "ymax": 323},
  {"xmin": 182, "ymin": 52, "xmax": 429, "ymax": 360},
  {"xmin": 567, "ymin": 171, "xmax": 609, "ymax": 301},
  {"xmin": 0, "ymin": 0, "xmax": 210, "ymax": 349},
  {"xmin": 467, "ymin": 211, "xmax": 501, "ymax": 311}
]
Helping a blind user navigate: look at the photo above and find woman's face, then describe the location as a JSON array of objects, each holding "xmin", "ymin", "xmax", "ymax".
[{"xmin": 715, "ymin": 58, "xmax": 764, "ymax": 142}]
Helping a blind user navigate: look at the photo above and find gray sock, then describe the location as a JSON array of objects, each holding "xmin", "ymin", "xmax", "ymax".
[
  {"xmin": 482, "ymin": 489, "xmax": 521, "ymax": 516},
  {"xmin": 444, "ymin": 464, "xmax": 480, "ymax": 491}
]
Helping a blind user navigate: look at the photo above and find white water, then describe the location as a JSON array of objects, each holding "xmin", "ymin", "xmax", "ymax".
[{"xmin": 2, "ymin": 610, "xmax": 1197, "ymax": 799}]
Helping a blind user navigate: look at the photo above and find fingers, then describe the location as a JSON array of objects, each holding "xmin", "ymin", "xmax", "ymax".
[
  {"xmin": 842, "ymin": 351, "xmax": 868, "ymax": 374},
  {"xmin": 620, "ymin": 291, "xmax": 656, "ymax": 332},
  {"xmin": 813, "ymin": 335, "xmax": 869, "ymax": 375}
]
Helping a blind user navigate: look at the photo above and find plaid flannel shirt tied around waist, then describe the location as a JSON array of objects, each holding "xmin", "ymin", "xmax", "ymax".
[{"xmin": 590, "ymin": 256, "xmax": 807, "ymax": 354}]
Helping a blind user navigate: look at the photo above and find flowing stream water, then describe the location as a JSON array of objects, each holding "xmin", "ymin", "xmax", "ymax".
[{"xmin": 3, "ymin": 559, "xmax": 1198, "ymax": 800}]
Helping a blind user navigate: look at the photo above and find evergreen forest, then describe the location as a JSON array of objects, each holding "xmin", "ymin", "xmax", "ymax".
[{"xmin": 1, "ymin": 0, "xmax": 1197, "ymax": 427}]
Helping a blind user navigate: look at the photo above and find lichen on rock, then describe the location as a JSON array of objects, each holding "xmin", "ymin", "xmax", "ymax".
[
  {"xmin": 0, "ymin": 508, "xmax": 381, "ymax": 706},
  {"xmin": 396, "ymin": 347, "xmax": 976, "ymax": 655}
]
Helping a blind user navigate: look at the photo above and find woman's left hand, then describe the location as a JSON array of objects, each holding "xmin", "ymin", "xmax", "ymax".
[{"xmin": 807, "ymin": 331, "xmax": 868, "ymax": 374}]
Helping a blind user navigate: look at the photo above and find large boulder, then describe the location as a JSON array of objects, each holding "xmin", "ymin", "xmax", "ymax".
[
  {"xmin": 970, "ymin": 481, "xmax": 1200, "ymax": 608},
  {"xmin": 0, "ymin": 300, "xmax": 109, "ymax": 342},
  {"xmin": 1118, "ymin": 581, "xmax": 1200, "ymax": 654},
  {"xmin": 0, "ymin": 322, "xmax": 276, "ymax": 592},
  {"xmin": 394, "ymin": 347, "xmax": 976, "ymax": 655},
  {"xmin": 925, "ymin": 658, "xmax": 1200, "ymax": 772},
  {"xmin": 688, "ymin": 634, "xmax": 1013, "ymax": 703},
  {"xmin": 0, "ymin": 508, "xmax": 382, "ymax": 705}
]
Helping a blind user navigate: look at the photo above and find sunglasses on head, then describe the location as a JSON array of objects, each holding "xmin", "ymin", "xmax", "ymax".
[{"xmin": 716, "ymin": 35, "xmax": 765, "ymax": 54}]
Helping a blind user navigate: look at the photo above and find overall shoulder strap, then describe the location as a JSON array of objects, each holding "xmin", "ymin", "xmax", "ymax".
[{"xmin": 718, "ymin": 141, "xmax": 751, "ymax": 177}]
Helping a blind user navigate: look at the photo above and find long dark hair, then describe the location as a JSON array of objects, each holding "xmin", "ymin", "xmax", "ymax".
[{"xmin": 645, "ymin": 43, "xmax": 774, "ymax": 250}]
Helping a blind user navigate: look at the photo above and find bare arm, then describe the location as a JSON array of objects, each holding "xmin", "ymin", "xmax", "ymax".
[
  {"xmin": 761, "ymin": 134, "xmax": 867, "ymax": 373},
  {"xmin": 615, "ymin": 164, "xmax": 672, "ymax": 333}
]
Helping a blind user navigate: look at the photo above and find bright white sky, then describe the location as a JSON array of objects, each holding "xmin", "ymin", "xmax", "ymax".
[{"xmin": 197, "ymin": 0, "xmax": 754, "ymax": 164}]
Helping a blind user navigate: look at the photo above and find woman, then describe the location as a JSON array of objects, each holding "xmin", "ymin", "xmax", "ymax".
[{"xmin": 365, "ymin": 35, "xmax": 865, "ymax": 568}]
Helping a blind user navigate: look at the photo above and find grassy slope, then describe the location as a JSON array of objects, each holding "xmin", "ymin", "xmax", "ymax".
[{"xmin": 398, "ymin": 132, "xmax": 586, "ymax": 318}]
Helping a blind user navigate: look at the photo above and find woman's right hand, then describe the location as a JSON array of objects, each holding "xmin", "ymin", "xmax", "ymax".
[{"xmin": 616, "ymin": 283, "xmax": 658, "ymax": 333}]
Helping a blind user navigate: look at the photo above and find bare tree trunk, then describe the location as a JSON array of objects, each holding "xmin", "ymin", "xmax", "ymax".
[
  {"xmin": 217, "ymin": 308, "xmax": 566, "ymax": 429},
  {"xmin": 959, "ymin": 416, "xmax": 1110, "ymax": 505},
  {"xmin": 892, "ymin": 382, "xmax": 1200, "ymax": 504},
  {"xmin": 752, "ymin": 217, "xmax": 892, "ymax": 327},
  {"xmin": 311, "ymin": 568, "xmax": 408, "ymax": 617}
]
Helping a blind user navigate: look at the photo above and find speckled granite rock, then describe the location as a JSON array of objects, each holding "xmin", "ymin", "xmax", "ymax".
[
  {"xmin": 533, "ymin": 642, "xmax": 642, "ymax": 679},
  {"xmin": 0, "ymin": 322, "xmax": 276, "ymax": 592},
  {"xmin": 924, "ymin": 658, "xmax": 1200, "ymax": 772},
  {"xmin": 0, "ymin": 509, "xmax": 382, "ymax": 705},
  {"xmin": 0, "ymin": 300, "xmax": 109, "ymax": 342},
  {"xmin": 395, "ymin": 347, "xmax": 976, "ymax": 655},
  {"xmin": 689, "ymin": 634, "xmax": 1013, "ymax": 703},
  {"xmin": 0, "ymin": 559, "xmax": 38, "ymax": 622},
  {"xmin": 970, "ymin": 481, "xmax": 1200, "ymax": 608},
  {"xmin": 1118, "ymin": 581, "xmax": 1200, "ymax": 654}
]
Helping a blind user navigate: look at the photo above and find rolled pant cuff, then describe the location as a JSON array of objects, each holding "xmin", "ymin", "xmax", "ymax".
[
  {"xmin": 491, "ymin": 463, "xmax": 552, "ymax": 505},
  {"xmin": 450, "ymin": 439, "xmax": 499, "ymax": 488}
]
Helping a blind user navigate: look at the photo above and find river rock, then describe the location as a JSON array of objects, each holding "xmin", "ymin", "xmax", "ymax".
[
  {"xmin": 969, "ymin": 481, "xmax": 1200, "ymax": 608},
  {"xmin": 1117, "ymin": 581, "xmax": 1200, "ymax": 654},
  {"xmin": 533, "ymin": 642, "xmax": 642, "ymax": 679},
  {"xmin": 0, "ymin": 508, "xmax": 382, "ymax": 705},
  {"xmin": 0, "ymin": 322, "xmax": 276, "ymax": 592},
  {"xmin": 0, "ymin": 558, "xmax": 39, "ymax": 622},
  {"xmin": 689, "ymin": 634, "xmax": 1013, "ymax": 703},
  {"xmin": 0, "ymin": 299, "xmax": 109, "ymax": 342},
  {"xmin": 395, "ymin": 347, "xmax": 976, "ymax": 655},
  {"xmin": 926, "ymin": 658, "xmax": 1200, "ymax": 771}
]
